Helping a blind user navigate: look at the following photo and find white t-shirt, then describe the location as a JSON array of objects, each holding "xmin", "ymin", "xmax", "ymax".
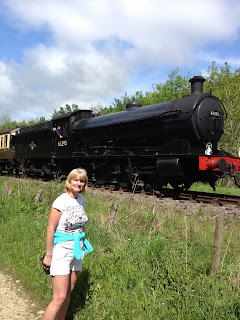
[{"xmin": 52, "ymin": 193, "xmax": 88, "ymax": 234}]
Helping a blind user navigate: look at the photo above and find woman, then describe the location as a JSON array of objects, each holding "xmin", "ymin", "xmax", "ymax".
[{"xmin": 43, "ymin": 168, "xmax": 93, "ymax": 320}]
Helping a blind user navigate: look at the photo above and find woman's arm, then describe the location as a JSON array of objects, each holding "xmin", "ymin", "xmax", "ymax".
[{"xmin": 43, "ymin": 208, "xmax": 62, "ymax": 268}]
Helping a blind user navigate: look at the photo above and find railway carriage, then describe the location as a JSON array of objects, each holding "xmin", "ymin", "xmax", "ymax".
[{"xmin": 0, "ymin": 127, "xmax": 20, "ymax": 174}]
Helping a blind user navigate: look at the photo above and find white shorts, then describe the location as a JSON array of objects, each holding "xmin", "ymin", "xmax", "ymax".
[{"xmin": 50, "ymin": 241, "xmax": 84, "ymax": 276}]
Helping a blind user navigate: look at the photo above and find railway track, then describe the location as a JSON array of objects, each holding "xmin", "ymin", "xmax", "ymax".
[
  {"xmin": 88, "ymin": 181, "xmax": 240, "ymax": 208},
  {"xmin": 159, "ymin": 189, "xmax": 240, "ymax": 208},
  {"xmin": 2, "ymin": 174, "xmax": 240, "ymax": 209}
]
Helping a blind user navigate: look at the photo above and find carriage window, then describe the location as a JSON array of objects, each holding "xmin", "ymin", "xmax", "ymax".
[
  {"xmin": 5, "ymin": 135, "xmax": 8, "ymax": 148},
  {"xmin": 0, "ymin": 137, "xmax": 3, "ymax": 148}
]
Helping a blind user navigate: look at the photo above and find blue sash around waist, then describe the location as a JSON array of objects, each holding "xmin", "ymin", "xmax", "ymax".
[{"xmin": 54, "ymin": 230, "xmax": 93, "ymax": 260}]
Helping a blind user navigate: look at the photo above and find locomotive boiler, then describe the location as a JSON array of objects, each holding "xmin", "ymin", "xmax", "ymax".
[
  {"xmin": 0, "ymin": 75, "xmax": 239, "ymax": 191},
  {"xmin": 73, "ymin": 76, "xmax": 224, "ymax": 150}
]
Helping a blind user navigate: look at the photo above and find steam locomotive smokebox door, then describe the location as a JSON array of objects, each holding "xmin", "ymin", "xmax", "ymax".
[
  {"xmin": 156, "ymin": 158, "xmax": 184, "ymax": 177},
  {"xmin": 193, "ymin": 97, "xmax": 224, "ymax": 142}
]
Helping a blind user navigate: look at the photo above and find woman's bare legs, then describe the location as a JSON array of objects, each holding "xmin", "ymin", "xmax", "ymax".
[
  {"xmin": 44, "ymin": 271, "xmax": 80, "ymax": 320},
  {"xmin": 59, "ymin": 271, "xmax": 80, "ymax": 319}
]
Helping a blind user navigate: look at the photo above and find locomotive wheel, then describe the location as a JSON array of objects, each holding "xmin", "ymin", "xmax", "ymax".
[
  {"xmin": 234, "ymin": 171, "xmax": 240, "ymax": 187},
  {"xmin": 54, "ymin": 168, "xmax": 64, "ymax": 181},
  {"xmin": 169, "ymin": 181, "xmax": 191, "ymax": 191},
  {"xmin": 119, "ymin": 180, "xmax": 128, "ymax": 188},
  {"xmin": 94, "ymin": 168, "xmax": 110, "ymax": 185},
  {"xmin": 118, "ymin": 170, "xmax": 131, "ymax": 188},
  {"xmin": 34, "ymin": 171, "xmax": 42, "ymax": 178},
  {"xmin": 8, "ymin": 166, "xmax": 14, "ymax": 176}
]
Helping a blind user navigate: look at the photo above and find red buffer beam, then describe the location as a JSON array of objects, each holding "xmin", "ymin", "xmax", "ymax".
[{"xmin": 199, "ymin": 155, "xmax": 240, "ymax": 172}]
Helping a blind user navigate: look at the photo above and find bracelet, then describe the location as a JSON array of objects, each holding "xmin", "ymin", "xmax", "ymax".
[{"xmin": 45, "ymin": 254, "xmax": 52, "ymax": 257}]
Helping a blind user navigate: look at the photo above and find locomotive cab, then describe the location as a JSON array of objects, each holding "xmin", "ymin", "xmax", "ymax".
[{"xmin": 52, "ymin": 110, "xmax": 92, "ymax": 157}]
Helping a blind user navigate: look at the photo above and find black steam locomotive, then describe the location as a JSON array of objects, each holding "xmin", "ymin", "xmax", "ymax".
[{"xmin": 0, "ymin": 76, "xmax": 239, "ymax": 191}]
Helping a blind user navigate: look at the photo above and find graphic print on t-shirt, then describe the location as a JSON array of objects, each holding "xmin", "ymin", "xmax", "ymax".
[
  {"xmin": 63, "ymin": 205, "xmax": 87, "ymax": 233},
  {"xmin": 53, "ymin": 193, "xmax": 88, "ymax": 234}
]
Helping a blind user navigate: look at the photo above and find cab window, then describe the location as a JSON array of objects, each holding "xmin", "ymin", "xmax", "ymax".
[
  {"xmin": 63, "ymin": 123, "xmax": 68, "ymax": 137},
  {"xmin": 70, "ymin": 116, "xmax": 76, "ymax": 125}
]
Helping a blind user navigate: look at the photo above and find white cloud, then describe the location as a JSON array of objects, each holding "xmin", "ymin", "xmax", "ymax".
[
  {"xmin": 0, "ymin": 62, "xmax": 15, "ymax": 100},
  {"xmin": 197, "ymin": 51, "xmax": 240, "ymax": 67},
  {"xmin": 0, "ymin": 0, "xmax": 240, "ymax": 120}
]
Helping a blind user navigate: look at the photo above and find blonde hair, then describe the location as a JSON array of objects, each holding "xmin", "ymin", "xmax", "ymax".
[{"xmin": 65, "ymin": 168, "xmax": 88, "ymax": 193}]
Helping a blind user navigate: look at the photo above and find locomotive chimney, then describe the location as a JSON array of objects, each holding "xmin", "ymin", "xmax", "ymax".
[{"xmin": 189, "ymin": 76, "xmax": 205, "ymax": 94}]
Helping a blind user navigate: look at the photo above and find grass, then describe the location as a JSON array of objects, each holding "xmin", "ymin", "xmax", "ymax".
[
  {"xmin": 189, "ymin": 180, "xmax": 240, "ymax": 196},
  {"xmin": 0, "ymin": 177, "xmax": 240, "ymax": 319}
]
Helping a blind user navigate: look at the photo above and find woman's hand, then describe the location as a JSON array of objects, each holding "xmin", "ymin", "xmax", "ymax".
[{"xmin": 42, "ymin": 254, "xmax": 52, "ymax": 272}]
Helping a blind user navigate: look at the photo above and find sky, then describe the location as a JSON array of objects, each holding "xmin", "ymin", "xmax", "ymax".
[{"xmin": 0, "ymin": 0, "xmax": 240, "ymax": 121}]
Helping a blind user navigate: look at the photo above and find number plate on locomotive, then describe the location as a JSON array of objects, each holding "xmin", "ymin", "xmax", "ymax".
[
  {"xmin": 58, "ymin": 140, "xmax": 67, "ymax": 147},
  {"xmin": 210, "ymin": 111, "xmax": 220, "ymax": 117}
]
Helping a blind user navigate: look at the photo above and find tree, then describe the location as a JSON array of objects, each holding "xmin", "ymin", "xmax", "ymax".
[
  {"xmin": 98, "ymin": 68, "xmax": 190, "ymax": 115},
  {"xmin": 51, "ymin": 104, "xmax": 80, "ymax": 119},
  {"xmin": 204, "ymin": 62, "xmax": 240, "ymax": 156},
  {"xmin": 0, "ymin": 114, "xmax": 47, "ymax": 131}
]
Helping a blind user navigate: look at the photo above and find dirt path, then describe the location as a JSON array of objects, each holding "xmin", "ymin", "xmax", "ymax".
[{"xmin": 0, "ymin": 271, "xmax": 45, "ymax": 320}]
